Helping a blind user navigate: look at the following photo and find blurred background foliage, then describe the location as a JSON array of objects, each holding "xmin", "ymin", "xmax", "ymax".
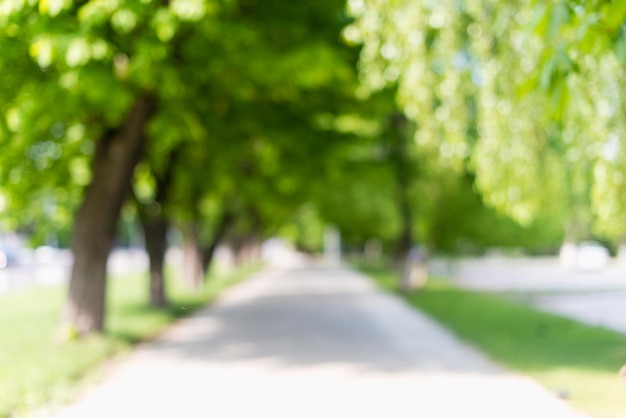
[
  {"xmin": 346, "ymin": 0, "xmax": 626, "ymax": 250},
  {"xmin": 3, "ymin": 0, "xmax": 626, "ymax": 413},
  {"xmin": 0, "ymin": 0, "xmax": 626, "ymax": 330}
]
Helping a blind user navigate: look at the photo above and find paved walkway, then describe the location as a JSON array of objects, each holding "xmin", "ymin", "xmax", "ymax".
[{"xmin": 53, "ymin": 265, "xmax": 585, "ymax": 418}]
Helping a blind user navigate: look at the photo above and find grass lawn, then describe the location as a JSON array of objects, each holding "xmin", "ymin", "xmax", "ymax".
[
  {"xmin": 0, "ymin": 264, "xmax": 260, "ymax": 418},
  {"xmin": 357, "ymin": 262, "xmax": 626, "ymax": 418}
]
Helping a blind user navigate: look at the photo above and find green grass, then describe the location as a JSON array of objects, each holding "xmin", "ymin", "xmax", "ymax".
[
  {"xmin": 357, "ymin": 262, "xmax": 626, "ymax": 418},
  {"xmin": 0, "ymin": 264, "xmax": 260, "ymax": 418}
]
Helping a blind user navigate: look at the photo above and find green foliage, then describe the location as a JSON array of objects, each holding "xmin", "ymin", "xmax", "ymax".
[
  {"xmin": 279, "ymin": 204, "xmax": 325, "ymax": 252},
  {"xmin": 0, "ymin": 0, "xmax": 227, "ymax": 239},
  {"xmin": 347, "ymin": 0, "xmax": 626, "ymax": 243},
  {"xmin": 316, "ymin": 157, "xmax": 401, "ymax": 247},
  {"xmin": 425, "ymin": 173, "xmax": 564, "ymax": 254},
  {"xmin": 0, "ymin": 0, "xmax": 369, "ymax": 265},
  {"xmin": 126, "ymin": 0, "xmax": 364, "ymax": 249}
]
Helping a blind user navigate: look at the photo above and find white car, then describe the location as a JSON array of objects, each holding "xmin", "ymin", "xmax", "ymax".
[
  {"xmin": 0, "ymin": 246, "xmax": 17, "ymax": 268},
  {"xmin": 576, "ymin": 241, "xmax": 610, "ymax": 271}
]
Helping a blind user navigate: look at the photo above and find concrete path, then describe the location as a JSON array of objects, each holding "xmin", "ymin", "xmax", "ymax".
[{"xmin": 52, "ymin": 265, "xmax": 585, "ymax": 418}]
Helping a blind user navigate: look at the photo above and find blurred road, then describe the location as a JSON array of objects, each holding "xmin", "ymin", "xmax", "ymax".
[
  {"xmin": 0, "ymin": 247, "xmax": 72, "ymax": 295},
  {"xmin": 433, "ymin": 257, "xmax": 626, "ymax": 335},
  {"xmin": 51, "ymin": 265, "xmax": 583, "ymax": 418},
  {"xmin": 0, "ymin": 248, "xmax": 148, "ymax": 296},
  {"xmin": 530, "ymin": 291, "xmax": 626, "ymax": 334},
  {"xmin": 431, "ymin": 257, "xmax": 626, "ymax": 292}
]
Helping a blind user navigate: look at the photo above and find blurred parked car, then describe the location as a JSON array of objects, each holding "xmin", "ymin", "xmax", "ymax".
[
  {"xmin": 559, "ymin": 241, "xmax": 611, "ymax": 271},
  {"xmin": 576, "ymin": 241, "xmax": 610, "ymax": 271},
  {"xmin": 0, "ymin": 246, "xmax": 17, "ymax": 268}
]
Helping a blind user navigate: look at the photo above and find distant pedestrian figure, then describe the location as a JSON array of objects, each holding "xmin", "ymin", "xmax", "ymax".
[{"xmin": 620, "ymin": 364, "xmax": 626, "ymax": 384}]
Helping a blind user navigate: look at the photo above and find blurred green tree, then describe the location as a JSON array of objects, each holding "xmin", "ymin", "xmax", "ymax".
[
  {"xmin": 346, "ymin": 0, "xmax": 626, "ymax": 247},
  {"xmin": 0, "ymin": 0, "xmax": 359, "ymax": 334}
]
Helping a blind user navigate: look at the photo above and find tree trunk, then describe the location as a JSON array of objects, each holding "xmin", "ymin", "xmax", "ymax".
[
  {"xmin": 182, "ymin": 223, "xmax": 204, "ymax": 290},
  {"xmin": 397, "ymin": 179, "xmax": 414, "ymax": 292},
  {"xmin": 143, "ymin": 216, "xmax": 169, "ymax": 307},
  {"xmin": 389, "ymin": 112, "xmax": 415, "ymax": 292},
  {"xmin": 200, "ymin": 241, "xmax": 219, "ymax": 277},
  {"xmin": 231, "ymin": 235, "xmax": 250, "ymax": 266},
  {"xmin": 244, "ymin": 234, "xmax": 262, "ymax": 263},
  {"xmin": 135, "ymin": 147, "xmax": 180, "ymax": 307},
  {"xmin": 232, "ymin": 233, "xmax": 262, "ymax": 266},
  {"xmin": 200, "ymin": 211, "xmax": 234, "ymax": 276},
  {"xmin": 62, "ymin": 96, "xmax": 154, "ymax": 335}
]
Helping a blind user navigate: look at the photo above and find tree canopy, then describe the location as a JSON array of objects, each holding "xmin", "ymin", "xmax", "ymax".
[
  {"xmin": 2, "ymin": 0, "xmax": 624, "ymax": 335},
  {"xmin": 346, "ymin": 0, "xmax": 626, "ymax": 242},
  {"xmin": 0, "ymin": 0, "xmax": 370, "ymax": 333}
]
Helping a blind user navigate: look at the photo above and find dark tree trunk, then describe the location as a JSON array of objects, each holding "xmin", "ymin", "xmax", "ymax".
[
  {"xmin": 200, "ymin": 211, "xmax": 234, "ymax": 276},
  {"xmin": 63, "ymin": 96, "xmax": 155, "ymax": 335},
  {"xmin": 237, "ymin": 207, "xmax": 263, "ymax": 266},
  {"xmin": 234, "ymin": 238, "xmax": 248, "ymax": 266},
  {"xmin": 143, "ymin": 216, "xmax": 169, "ymax": 307},
  {"xmin": 397, "ymin": 169, "xmax": 414, "ymax": 291},
  {"xmin": 136, "ymin": 148, "xmax": 180, "ymax": 307},
  {"xmin": 243, "ymin": 234, "xmax": 262, "ymax": 263},
  {"xmin": 232, "ymin": 233, "xmax": 262, "ymax": 266},
  {"xmin": 389, "ymin": 112, "xmax": 416, "ymax": 292},
  {"xmin": 182, "ymin": 223, "xmax": 204, "ymax": 290},
  {"xmin": 200, "ymin": 242, "xmax": 218, "ymax": 277}
]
